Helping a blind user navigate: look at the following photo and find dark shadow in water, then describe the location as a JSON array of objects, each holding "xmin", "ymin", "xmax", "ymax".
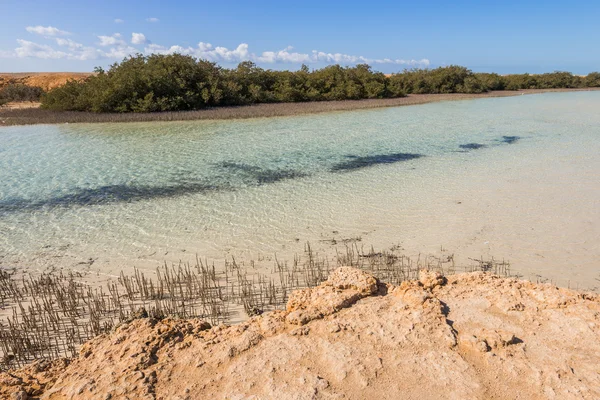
[
  {"xmin": 2, "ymin": 154, "xmax": 429, "ymax": 213},
  {"xmin": 500, "ymin": 136, "xmax": 520, "ymax": 144},
  {"xmin": 1, "ymin": 163, "xmax": 310, "ymax": 214},
  {"xmin": 219, "ymin": 162, "xmax": 309, "ymax": 184},
  {"xmin": 0, "ymin": 182, "xmax": 220, "ymax": 213},
  {"xmin": 331, "ymin": 153, "xmax": 424, "ymax": 172},
  {"xmin": 459, "ymin": 143, "xmax": 487, "ymax": 150}
]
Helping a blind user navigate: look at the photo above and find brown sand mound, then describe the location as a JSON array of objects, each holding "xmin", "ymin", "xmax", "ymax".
[
  {"xmin": 2, "ymin": 267, "xmax": 599, "ymax": 399},
  {"xmin": 0, "ymin": 73, "xmax": 91, "ymax": 92}
]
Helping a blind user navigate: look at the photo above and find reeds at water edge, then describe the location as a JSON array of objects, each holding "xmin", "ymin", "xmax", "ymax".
[{"xmin": 0, "ymin": 243, "xmax": 511, "ymax": 370}]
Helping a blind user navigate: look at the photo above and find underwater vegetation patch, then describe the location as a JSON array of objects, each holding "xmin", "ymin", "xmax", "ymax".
[
  {"xmin": 459, "ymin": 143, "xmax": 487, "ymax": 150},
  {"xmin": 500, "ymin": 136, "xmax": 520, "ymax": 144},
  {"xmin": 331, "ymin": 153, "xmax": 424, "ymax": 172},
  {"xmin": 219, "ymin": 162, "xmax": 309, "ymax": 184},
  {"xmin": 0, "ymin": 163, "xmax": 312, "ymax": 214},
  {"xmin": 0, "ymin": 182, "xmax": 220, "ymax": 213}
]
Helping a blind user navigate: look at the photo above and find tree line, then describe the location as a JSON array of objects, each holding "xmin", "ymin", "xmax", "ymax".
[
  {"xmin": 387, "ymin": 67, "xmax": 600, "ymax": 94},
  {"xmin": 33, "ymin": 54, "xmax": 600, "ymax": 113},
  {"xmin": 0, "ymin": 84, "xmax": 44, "ymax": 106}
]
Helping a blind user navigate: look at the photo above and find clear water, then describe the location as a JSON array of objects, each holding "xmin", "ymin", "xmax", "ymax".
[{"xmin": 1, "ymin": 92, "xmax": 599, "ymax": 288}]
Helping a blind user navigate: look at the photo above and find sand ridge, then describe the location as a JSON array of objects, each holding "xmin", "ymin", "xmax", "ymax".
[{"xmin": 0, "ymin": 73, "xmax": 91, "ymax": 92}]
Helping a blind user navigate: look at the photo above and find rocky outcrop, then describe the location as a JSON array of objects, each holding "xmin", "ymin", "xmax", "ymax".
[
  {"xmin": 2, "ymin": 268, "xmax": 599, "ymax": 399},
  {"xmin": 286, "ymin": 267, "xmax": 380, "ymax": 325}
]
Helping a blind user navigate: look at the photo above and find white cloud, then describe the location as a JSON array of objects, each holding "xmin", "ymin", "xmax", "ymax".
[
  {"xmin": 309, "ymin": 50, "xmax": 429, "ymax": 67},
  {"xmin": 0, "ymin": 50, "xmax": 15, "ymax": 58},
  {"xmin": 97, "ymin": 33, "xmax": 125, "ymax": 47},
  {"xmin": 159, "ymin": 43, "xmax": 429, "ymax": 67},
  {"xmin": 55, "ymin": 38, "xmax": 103, "ymax": 61},
  {"xmin": 26, "ymin": 25, "xmax": 70, "ymax": 37},
  {"xmin": 131, "ymin": 33, "xmax": 147, "ymax": 45},
  {"xmin": 146, "ymin": 17, "xmax": 159, "ymax": 23},
  {"xmin": 3, "ymin": 28, "xmax": 431, "ymax": 68},
  {"xmin": 257, "ymin": 46, "xmax": 311, "ymax": 64},
  {"xmin": 150, "ymin": 42, "xmax": 429, "ymax": 67},
  {"xmin": 143, "ymin": 44, "xmax": 194, "ymax": 57},
  {"xmin": 95, "ymin": 33, "xmax": 141, "ymax": 59},
  {"xmin": 114, "ymin": 19, "xmax": 124, "ymax": 23},
  {"xmin": 101, "ymin": 45, "xmax": 140, "ymax": 59},
  {"xmin": 56, "ymin": 38, "xmax": 83, "ymax": 50},
  {"xmin": 143, "ymin": 42, "xmax": 252, "ymax": 63},
  {"xmin": 197, "ymin": 42, "xmax": 250, "ymax": 62},
  {"xmin": 15, "ymin": 39, "xmax": 68, "ymax": 59}
]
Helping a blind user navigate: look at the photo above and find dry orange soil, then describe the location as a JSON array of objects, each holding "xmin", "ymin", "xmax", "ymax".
[
  {"xmin": 0, "ymin": 72, "xmax": 91, "ymax": 91},
  {"xmin": 2, "ymin": 267, "xmax": 599, "ymax": 399}
]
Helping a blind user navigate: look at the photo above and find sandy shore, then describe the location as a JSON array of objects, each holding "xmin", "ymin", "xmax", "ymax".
[
  {"xmin": 0, "ymin": 101, "xmax": 41, "ymax": 109},
  {"xmin": 2, "ymin": 268, "xmax": 599, "ymax": 399},
  {"xmin": 1, "ymin": 88, "xmax": 599, "ymax": 126}
]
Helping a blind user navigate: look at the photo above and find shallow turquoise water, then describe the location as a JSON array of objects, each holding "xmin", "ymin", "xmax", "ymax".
[{"xmin": 1, "ymin": 92, "xmax": 599, "ymax": 288}]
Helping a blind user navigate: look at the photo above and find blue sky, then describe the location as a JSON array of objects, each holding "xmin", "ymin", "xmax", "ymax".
[{"xmin": 1, "ymin": 0, "xmax": 599, "ymax": 74}]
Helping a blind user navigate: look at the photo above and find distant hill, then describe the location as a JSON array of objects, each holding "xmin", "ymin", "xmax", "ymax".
[{"xmin": 0, "ymin": 72, "xmax": 91, "ymax": 91}]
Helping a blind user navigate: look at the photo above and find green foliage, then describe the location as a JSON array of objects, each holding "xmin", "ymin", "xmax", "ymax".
[
  {"xmin": 0, "ymin": 83, "xmax": 44, "ymax": 103},
  {"xmin": 534, "ymin": 72, "xmax": 583, "ymax": 89},
  {"xmin": 39, "ymin": 54, "xmax": 600, "ymax": 113},
  {"xmin": 502, "ymin": 72, "xmax": 587, "ymax": 90},
  {"xmin": 41, "ymin": 54, "xmax": 405, "ymax": 112},
  {"xmin": 474, "ymin": 73, "xmax": 505, "ymax": 91},
  {"xmin": 460, "ymin": 75, "xmax": 486, "ymax": 94},
  {"xmin": 502, "ymin": 73, "xmax": 535, "ymax": 90},
  {"xmin": 585, "ymin": 72, "xmax": 600, "ymax": 87},
  {"xmin": 40, "ymin": 80, "xmax": 86, "ymax": 111},
  {"xmin": 388, "ymin": 66, "xmax": 488, "ymax": 94}
]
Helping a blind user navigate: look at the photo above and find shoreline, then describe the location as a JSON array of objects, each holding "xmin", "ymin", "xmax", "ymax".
[
  {"xmin": 2, "ymin": 268, "xmax": 599, "ymax": 398},
  {"xmin": 1, "ymin": 88, "xmax": 599, "ymax": 126}
]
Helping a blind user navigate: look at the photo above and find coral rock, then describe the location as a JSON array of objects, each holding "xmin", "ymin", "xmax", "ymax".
[{"xmin": 3, "ymin": 268, "xmax": 600, "ymax": 400}]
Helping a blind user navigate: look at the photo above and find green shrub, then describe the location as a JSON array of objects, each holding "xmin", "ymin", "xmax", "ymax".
[
  {"xmin": 39, "ymin": 54, "xmax": 597, "ymax": 113},
  {"xmin": 0, "ymin": 83, "xmax": 44, "ymax": 102},
  {"xmin": 535, "ymin": 72, "xmax": 583, "ymax": 89},
  {"xmin": 585, "ymin": 72, "xmax": 600, "ymax": 87},
  {"xmin": 41, "ymin": 55, "xmax": 405, "ymax": 112},
  {"xmin": 388, "ymin": 66, "xmax": 484, "ymax": 94},
  {"xmin": 474, "ymin": 73, "xmax": 505, "ymax": 91}
]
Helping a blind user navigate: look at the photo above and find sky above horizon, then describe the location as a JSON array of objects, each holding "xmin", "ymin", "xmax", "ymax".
[{"xmin": 0, "ymin": 0, "xmax": 599, "ymax": 74}]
